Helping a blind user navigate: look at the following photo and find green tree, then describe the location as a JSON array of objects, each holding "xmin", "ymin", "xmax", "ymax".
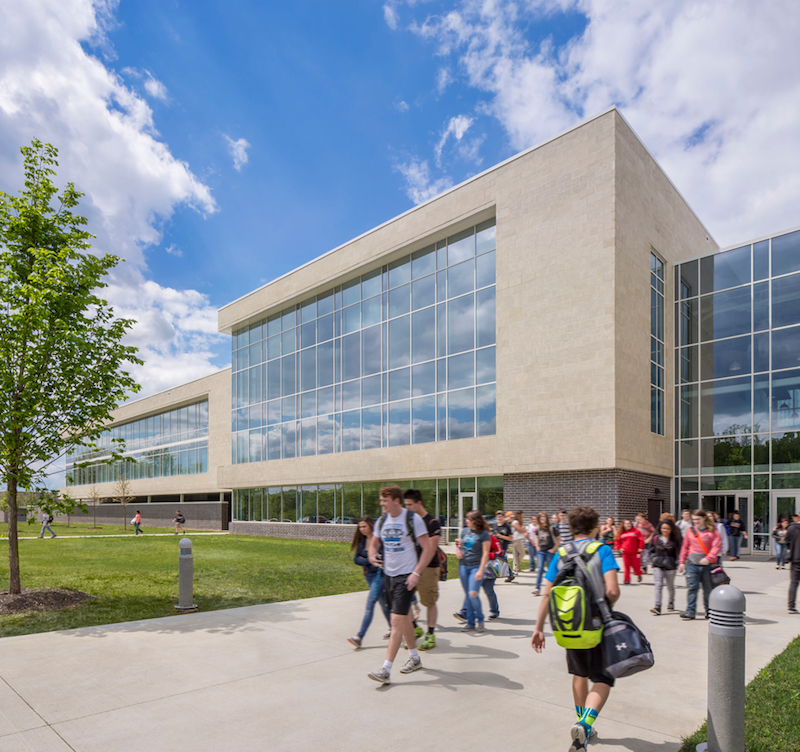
[{"xmin": 0, "ymin": 139, "xmax": 141, "ymax": 593}]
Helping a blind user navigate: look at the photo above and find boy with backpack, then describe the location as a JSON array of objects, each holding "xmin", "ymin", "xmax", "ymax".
[{"xmin": 531, "ymin": 506, "xmax": 620, "ymax": 751}]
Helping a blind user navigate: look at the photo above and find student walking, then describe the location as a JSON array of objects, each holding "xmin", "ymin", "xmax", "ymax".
[
  {"xmin": 38, "ymin": 510, "xmax": 56, "ymax": 538},
  {"xmin": 531, "ymin": 506, "xmax": 620, "ymax": 751},
  {"xmin": 773, "ymin": 519, "xmax": 790, "ymax": 569},
  {"xmin": 614, "ymin": 520, "xmax": 644, "ymax": 584},
  {"xmin": 786, "ymin": 511, "xmax": 800, "ymax": 614},
  {"xmin": 172, "ymin": 510, "xmax": 185, "ymax": 535},
  {"xmin": 599, "ymin": 517, "xmax": 616, "ymax": 547},
  {"xmin": 649, "ymin": 519, "xmax": 681, "ymax": 614},
  {"xmin": 711, "ymin": 512, "xmax": 729, "ymax": 562},
  {"xmin": 403, "ymin": 489, "xmax": 441, "ymax": 650},
  {"xmin": 510, "ymin": 510, "xmax": 527, "ymax": 575},
  {"xmin": 727, "ymin": 510, "xmax": 747, "ymax": 560},
  {"xmin": 366, "ymin": 486, "xmax": 434, "ymax": 684},
  {"xmin": 677, "ymin": 508, "xmax": 693, "ymax": 536},
  {"xmin": 533, "ymin": 511, "xmax": 557, "ymax": 596},
  {"xmin": 525, "ymin": 514, "xmax": 538, "ymax": 573},
  {"xmin": 454, "ymin": 532, "xmax": 504, "ymax": 621},
  {"xmin": 678, "ymin": 510, "xmax": 722, "ymax": 620},
  {"xmin": 133, "ymin": 510, "xmax": 144, "ymax": 535},
  {"xmin": 455, "ymin": 510, "xmax": 492, "ymax": 633},
  {"xmin": 348, "ymin": 516, "xmax": 391, "ymax": 648}
]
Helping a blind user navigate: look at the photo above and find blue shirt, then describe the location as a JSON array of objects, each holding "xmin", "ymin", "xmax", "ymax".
[{"xmin": 544, "ymin": 538, "xmax": 619, "ymax": 583}]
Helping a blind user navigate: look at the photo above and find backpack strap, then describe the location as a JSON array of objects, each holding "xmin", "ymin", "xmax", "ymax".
[
  {"xmin": 566, "ymin": 541, "xmax": 614, "ymax": 624},
  {"xmin": 405, "ymin": 510, "xmax": 422, "ymax": 559}
]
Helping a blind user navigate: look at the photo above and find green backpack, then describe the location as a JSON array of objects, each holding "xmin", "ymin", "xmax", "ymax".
[{"xmin": 548, "ymin": 540, "xmax": 608, "ymax": 649}]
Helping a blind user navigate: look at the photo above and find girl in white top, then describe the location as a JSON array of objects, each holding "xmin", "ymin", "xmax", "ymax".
[{"xmin": 510, "ymin": 510, "xmax": 527, "ymax": 575}]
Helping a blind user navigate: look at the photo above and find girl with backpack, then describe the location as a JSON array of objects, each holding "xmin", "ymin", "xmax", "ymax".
[
  {"xmin": 614, "ymin": 520, "xmax": 644, "ymax": 584},
  {"xmin": 648, "ymin": 519, "xmax": 681, "ymax": 614},
  {"xmin": 347, "ymin": 516, "xmax": 391, "ymax": 648},
  {"xmin": 533, "ymin": 511, "xmax": 557, "ymax": 596}
]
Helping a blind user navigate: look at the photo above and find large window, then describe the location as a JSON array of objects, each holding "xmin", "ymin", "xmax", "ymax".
[
  {"xmin": 66, "ymin": 401, "xmax": 209, "ymax": 485},
  {"xmin": 231, "ymin": 219, "xmax": 497, "ymax": 463},
  {"xmin": 674, "ymin": 229, "xmax": 800, "ymax": 506},
  {"xmin": 651, "ymin": 252, "xmax": 665, "ymax": 434}
]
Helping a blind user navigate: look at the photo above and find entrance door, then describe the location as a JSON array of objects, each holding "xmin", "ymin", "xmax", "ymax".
[
  {"xmin": 770, "ymin": 491, "xmax": 800, "ymax": 555},
  {"xmin": 700, "ymin": 493, "xmax": 752, "ymax": 554},
  {"xmin": 457, "ymin": 493, "xmax": 477, "ymax": 535}
]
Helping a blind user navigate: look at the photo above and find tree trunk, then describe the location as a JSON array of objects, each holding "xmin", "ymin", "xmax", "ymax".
[
  {"xmin": 93, "ymin": 500, "xmax": 96, "ymax": 528},
  {"xmin": 7, "ymin": 475, "xmax": 21, "ymax": 594}
]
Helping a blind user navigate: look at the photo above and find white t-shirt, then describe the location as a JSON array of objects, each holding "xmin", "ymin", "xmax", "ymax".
[{"xmin": 374, "ymin": 508, "xmax": 428, "ymax": 577}]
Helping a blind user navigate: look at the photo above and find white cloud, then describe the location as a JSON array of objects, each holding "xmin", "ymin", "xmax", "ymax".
[
  {"xmin": 0, "ymin": 0, "xmax": 224, "ymax": 399},
  {"xmin": 143, "ymin": 71, "xmax": 168, "ymax": 101},
  {"xmin": 435, "ymin": 67, "xmax": 453, "ymax": 94},
  {"xmin": 434, "ymin": 114, "xmax": 474, "ymax": 166},
  {"xmin": 394, "ymin": 99, "xmax": 410, "ymax": 112},
  {"xmin": 224, "ymin": 134, "xmax": 251, "ymax": 171},
  {"xmin": 394, "ymin": 156, "xmax": 453, "ymax": 204},
  {"xmin": 383, "ymin": 3, "xmax": 400, "ymax": 29},
  {"xmin": 405, "ymin": 0, "xmax": 800, "ymax": 245},
  {"xmin": 165, "ymin": 243, "xmax": 182, "ymax": 257}
]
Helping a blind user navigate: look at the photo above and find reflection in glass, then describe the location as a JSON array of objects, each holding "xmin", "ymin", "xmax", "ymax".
[
  {"xmin": 753, "ymin": 282, "xmax": 769, "ymax": 332},
  {"xmin": 412, "ymin": 361, "xmax": 436, "ymax": 397},
  {"xmin": 476, "ymin": 251, "xmax": 496, "ymax": 288},
  {"xmin": 342, "ymin": 278, "xmax": 360, "ymax": 307},
  {"xmin": 773, "ymin": 273, "xmax": 800, "ymax": 328},
  {"xmin": 700, "ymin": 377, "xmax": 751, "ymax": 436},
  {"xmin": 389, "ymin": 367, "xmax": 410, "ymax": 402},
  {"xmin": 477, "ymin": 385, "xmax": 496, "ymax": 437},
  {"xmin": 772, "ymin": 433, "xmax": 800, "ymax": 471},
  {"xmin": 282, "ymin": 422, "xmax": 296, "ymax": 459},
  {"xmin": 361, "ymin": 374, "xmax": 381, "ymax": 406},
  {"xmin": 773, "ymin": 369, "xmax": 800, "ymax": 430},
  {"xmin": 681, "ymin": 385, "xmax": 698, "ymax": 439},
  {"xmin": 476, "ymin": 288, "xmax": 496, "ymax": 348},
  {"xmin": 448, "ymin": 228, "xmax": 475, "ymax": 264},
  {"xmin": 476, "ymin": 220, "xmax": 496, "ymax": 255},
  {"xmin": 701, "ymin": 435, "xmax": 751, "ymax": 474},
  {"xmin": 448, "ymin": 295, "xmax": 475, "ymax": 354},
  {"xmin": 772, "ymin": 229, "xmax": 800, "ymax": 277},
  {"xmin": 301, "ymin": 419, "xmax": 316, "ymax": 456},
  {"xmin": 361, "ymin": 325, "xmax": 381, "ymax": 376},
  {"xmin": 680, "ymin": 261, "xmax": 698, "ymax": 299},
  {"xmin": 412, "ymin": 276, "xmax": 436, "ymax": 310},
  {"xmin": 700, "ymin": 287, "xmax": 751, "ymax": 342},
  {"xmin": 362, "ymin": 296, "xmax": 381, "ymax": 328},
  {"xmin": 700, "ymin": 245, "xmax": 750, "ymax": 294},
  {"xmin": 388, "ymin": 400, "xmax": 410, "ymax": 446},
  {"xmin": 753, "ymin": 434, "xmax": 769, "ymax": 472},
  {"xmin": 700, "ymin": 336, "xmax": 751, "ymax": 380},
  {"xmin": 476, "ymin": 347, "xmax": 496, "ymax": 384},
  {"xmin": 412, "ymin": 246, "xmax": 436, "ymax": 279},
  {"xmin": 389, "ymin": 284, "xmax": 410, "ymax": 318},
  {"xmin": 773, "ymin": 326, "xmax": 800, "ymax": 371},
  {"xmin": 680, "ymin": 440, "xmax": 698, "ymax": 475},
  {"xmin": 362, "ymin": 406, "xmax": 381, "ymax": 449},
  {"xmin": 318, "ymin": 415, "xmax": 334, "ymax": 455},
  {"xmin": 448, "ymin": 352, "xmax": 474, "ymax": 390},
  {"xmin": 412, "ymin": 396, "xmax": 436, "ymax": 444},
  {"xmin": 411, "ymin": 308, "xmax": 436, "ymax": 363},
  {"xmin": 388, "ymin": 315, "xmax": 411, "ymax": 367},
  {"xmin": 448, "ymin": 388, "xmax": 475, "ymax": 440},
  {"xmin": 448, "ymin": 260, "xmax": 474, "ymax": 298}
]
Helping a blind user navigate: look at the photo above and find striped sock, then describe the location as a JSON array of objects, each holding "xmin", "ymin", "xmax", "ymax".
[
  {"xmin": 579, "ymin": 707, "xmax": 599, "ymax": 732},
  {"xmin": 575, "ymin": 705, "xmax": 585, "ymax": 720}
]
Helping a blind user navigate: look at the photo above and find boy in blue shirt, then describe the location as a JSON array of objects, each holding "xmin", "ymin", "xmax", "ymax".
[{"xmin": 531, "ymin": 505, "xmax": 620, "ymax": 751}]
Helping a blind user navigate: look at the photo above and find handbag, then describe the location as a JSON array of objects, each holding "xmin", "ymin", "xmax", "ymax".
[
  {"xmin": 573, "ymin": 551, "xmax": 655, "ymax": 679},
  {"xmin": 485, "ymin": 556, "xmax": 510, "ymax": 580},
  {"xmin": 691, "ymin": 527, "xmax": 730, "ymax": 588}
]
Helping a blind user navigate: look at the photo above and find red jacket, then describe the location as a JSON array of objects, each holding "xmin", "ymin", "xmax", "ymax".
[{"xmin": 615, "ymin": 529, "xmax": 644, "ymax": 555}]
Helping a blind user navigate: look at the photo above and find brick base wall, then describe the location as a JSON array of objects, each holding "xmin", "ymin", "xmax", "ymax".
[
  {"xmin": 230, "ymin": 521, "xmax": 356, "ymax": 542},
  {"xmin": 503, "ymin": 469, "xmax": 671, "ymax": 523},
  {"xmin": 44, "ymin": 501, "xmax": 230, "ymax": 531}
]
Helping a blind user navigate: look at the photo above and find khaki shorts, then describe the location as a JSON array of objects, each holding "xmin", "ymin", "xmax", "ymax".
[{"xmin": 417, "ymin": 566, "xmax": 440, "ymax": 607}]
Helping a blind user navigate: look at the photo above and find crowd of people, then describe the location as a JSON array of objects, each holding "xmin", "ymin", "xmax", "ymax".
[{"xmin": 346, "ymin": 490, "xmax": 800, "ymax": 748}]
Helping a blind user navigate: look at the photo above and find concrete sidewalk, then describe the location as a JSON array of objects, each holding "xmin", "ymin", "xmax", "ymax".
[{"xmin": 0, "ymin": 556, "xmax": 796, "ymax": 752}]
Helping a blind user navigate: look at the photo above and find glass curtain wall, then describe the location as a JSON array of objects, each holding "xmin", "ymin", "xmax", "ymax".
[
  {"xmin": 651, "ymin": 252, "xmax": 665, "ymax": 434},
  {"xmin": 675, "ymin": 229, "xmax": 800, "ymax": 538},
  {"xmin": 230, "ymin": 219, "xmax": 497, "ymax": 464},
  {"xmin": 67, "ymin": 401, "xmax": 209, "ymax": 485},
  {"xmin": 232, "ymin": 476, "xmax": 504, "ymax": 536}
]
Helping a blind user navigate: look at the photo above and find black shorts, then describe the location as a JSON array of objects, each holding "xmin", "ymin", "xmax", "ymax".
[
  {"xmin": 384, "ymin": 574, "xmax": 416, "ymax": 616},
  {"xmin": 566, "ymin": 645, "xmax": 615, "ymax": 687}
]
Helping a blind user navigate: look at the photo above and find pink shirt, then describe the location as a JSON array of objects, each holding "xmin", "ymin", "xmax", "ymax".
[{"xmin": 679, "ymin": 526, "xmax": 722, "ymax": 564}]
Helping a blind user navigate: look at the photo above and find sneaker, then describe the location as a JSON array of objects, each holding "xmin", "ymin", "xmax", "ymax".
[
  {"xmin": 680, "ymin": 612, "xmax": 696, "ymax": 620},
  {"xmin": 367, "ymin": 667, "xmax": 391, "ymax": 684},
  {"xmin": 453, "ymin": 612, "xmax": 467, "ymax": 623},
  {"xmin": 569, "ymin": 723, "xmax": 588, "ymax": 750},
  {"xmin": 414, "ymin": 626, "xmax": 424, "ymax": 640},
  {"xmin": 347, "ymin": 636, "xmax": 362, "ymax": 648},
  {"xmin": 668, "ymin": 603, "xmax": 675, "ymax": 611},
  {"xmin": 789, "ymin": 607, "xmax": 799, "ymax": 614},
  {"xmin": 461, "ymin": 624, "xmax": 475, "ymax": 632},
  {"xmin": 650, "ymin": 607, "xmax": 661, "ymax": 615},
  {"xmin": 399, "ymin": 656, "xmax": 422, "ymax": 674},
  {"xmin": 533, "ymin": 589, "xmax": 540, "ymax": 596},
  {"xmin": 382, "ymin": 630, "xmax": 391, "ymax": 640},
  {"xmin": 476, "ymin": 621, "xmax": 485, "ymax": 633},
  {"xmin": 488, "ymin": 613, "xmax": 500, "ymax": 620},
  {"xmin": 418, "ymin": 633, "xmax": 436, "ymax": 651}
]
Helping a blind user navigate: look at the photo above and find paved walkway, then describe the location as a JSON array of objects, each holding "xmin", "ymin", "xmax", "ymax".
[{"xmin": 0, "ymin": 556, "xmax": 796, "ymax": 752}]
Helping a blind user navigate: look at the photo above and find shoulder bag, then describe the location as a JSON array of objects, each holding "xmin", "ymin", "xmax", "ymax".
[{"xmin": 691, "ymin": 527, "xmax": 730, "ymax": 588}]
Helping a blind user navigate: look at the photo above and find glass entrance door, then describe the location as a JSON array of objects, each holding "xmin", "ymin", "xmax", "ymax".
[
  {"xmin": 457, "ymin": 493, "xmax": 477, "ymax": 535},
  {"xmin": 701, "ymin": 493, "xmax": 752, "ymax": 554},
  {"xmin": 771, "ymin": 491, "xmax": 800, "ymax": 555}
]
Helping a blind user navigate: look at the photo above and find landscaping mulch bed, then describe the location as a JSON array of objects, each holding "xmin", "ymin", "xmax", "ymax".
[{"xmin": 0, "ymin": 588, "xmax": 97, "ymax": 616}]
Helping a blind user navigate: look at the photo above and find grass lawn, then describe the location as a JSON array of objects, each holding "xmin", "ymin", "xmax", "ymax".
[
  {"xmin": 680, "ymin": 635, "xmax": 800, "ymax": 752},
  {"xmin": 0, "ymin": 533, "xmax": 460, "ymax": 638},
  {"xmin": 0, "ymin": 521, "xmax": 208, "ymax": 537}
]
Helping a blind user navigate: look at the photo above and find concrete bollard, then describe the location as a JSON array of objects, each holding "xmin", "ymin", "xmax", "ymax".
[
  {"xmin": 175, "ymin": 537, "xmax": 197, "ymax": 611},
  {"xmin": 696, "ymin": 584, "xmax": 747, "ymax": 752}
]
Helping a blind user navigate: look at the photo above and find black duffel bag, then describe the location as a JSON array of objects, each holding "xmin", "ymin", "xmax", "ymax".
[{"xmin": 600, "ymin": 611, "xmax": 655, "ymax": 679}]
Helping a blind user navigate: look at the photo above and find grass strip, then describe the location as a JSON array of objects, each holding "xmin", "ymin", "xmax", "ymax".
[
  {"xmin": 680, "ymin": 634, "xmax": 800, "ymax": 752},
  {"xmin": 0, "ymin": 534, "xmax": 460, "ymax": 638}
]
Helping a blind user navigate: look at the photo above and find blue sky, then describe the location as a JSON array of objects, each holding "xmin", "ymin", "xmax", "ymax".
[{"xmin": 1, "ymin": 0, "xmax": 800, "ymax": 405}]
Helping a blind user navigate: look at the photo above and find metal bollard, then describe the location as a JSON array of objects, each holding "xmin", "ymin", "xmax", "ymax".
[
  {"xmin": 175, "ymin": 538, "xmax": 197, "ymax": 611},
  {"xmin": 696, "ymin": 585, "xmax": 747, "ymax": 752}
]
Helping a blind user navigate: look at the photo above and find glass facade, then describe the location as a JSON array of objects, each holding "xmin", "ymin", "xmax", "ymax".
[
  {"xmin": 232, "ymin": 475, "xmax": 504, "ymax": 531},
  {"xmin": 67, "ymin": 401, "xmax": 209, "ymax": 485},
  {"xmin": 651, "ymin": 252, "xmax": 665, "ymax": 434},
  {"xmin": 675, "ymin": 228, "xmax": 800, "ymax": 522},
  {"xmin": 230, "ymin": 219, "xmax": 497, "ymax": 463}
]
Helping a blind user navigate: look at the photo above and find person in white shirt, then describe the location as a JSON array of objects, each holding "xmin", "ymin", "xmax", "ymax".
[{"xmin": 367, "ymin": 485, "xmax": 435, "ymax": 684}]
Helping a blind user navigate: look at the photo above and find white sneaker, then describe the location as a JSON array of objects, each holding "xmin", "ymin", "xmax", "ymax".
[
  {"xmin": 347, "ymin": 636, "xmax": 362, "ymax": 648},
  {"xmin": 399, "ymin": 656, "xmax": 422, "ymax": 674},
  {"xmin": 476, "ymin": 621, "xmax": 485, "ymax": 633},
  {"xmin": 382, "ymin": 630, "xmax": 391, "ymax": 639},
  {"xmin": 367, "ymin": 667, "xmax": 391, "ymax": 684}
]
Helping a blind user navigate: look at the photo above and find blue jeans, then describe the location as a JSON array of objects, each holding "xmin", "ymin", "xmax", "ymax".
[
  {"xmin": 775, "ymin": 542, "xmax": 787, "ymax": 567},
  {"xmin": 729, "ymin": 536, "xmax": 742, "ymax": 558},
  {"xmin": 358, "ymin": 570, "xmax": 390, "ymax": 639},
  {"xmin": 459, "ymin": 564, "xmax": 485, "ymax": 626},
  {"xmin": 39, "ymin": 523, "xmax": 55, "ymax": 538},
  {"xmin": 685, "ymin": 561, "xmax": 712, "ymax": 617},
  {"xmin": 526, "ymin": 543, "xmax": 537, "ymax": 571},
  {"xmin": 535, "ymin": 551, "xmax": 554, "ymax": 591},
  {"xmin": 460, "ymin": 577, "xmax": 499, "ymax": 618},
  {"xmin": 134, "ymin": 522, "xmax": 143, "ymax": 535}
]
